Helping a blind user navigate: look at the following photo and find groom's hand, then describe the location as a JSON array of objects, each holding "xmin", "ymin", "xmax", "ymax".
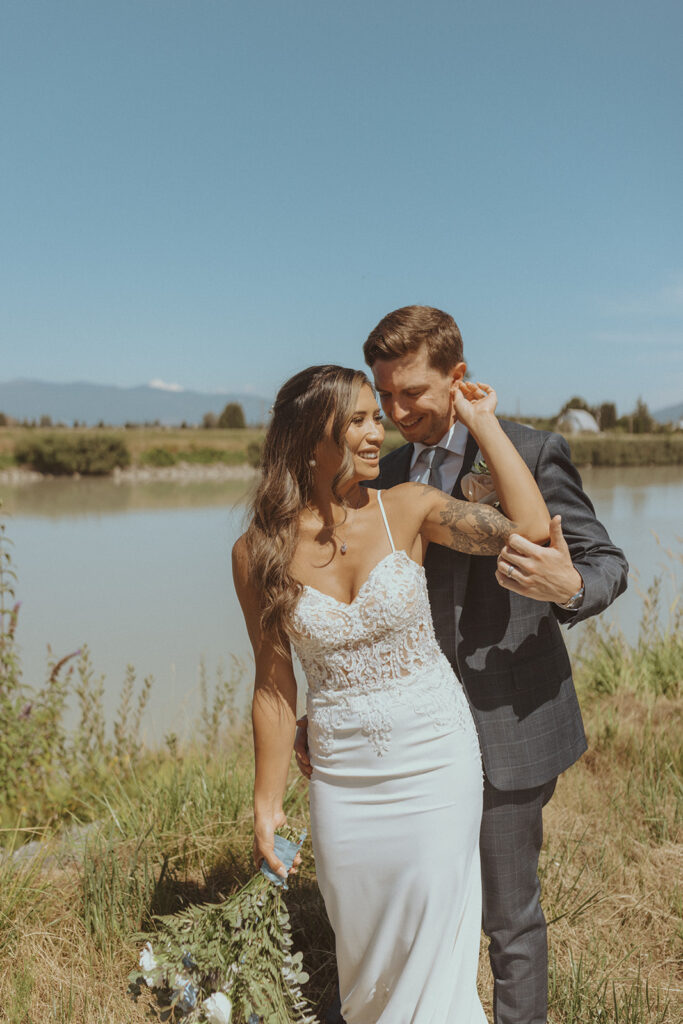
[
  {"xmin": 294, "ymin": 716, "xmax": 312, "ymax": 779},
  {"xmin": 496, "ymin": 515, "xmax": 583, "ymax": 605}
]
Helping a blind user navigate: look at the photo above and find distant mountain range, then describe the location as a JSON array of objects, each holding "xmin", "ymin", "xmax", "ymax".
[
  {"xmin": 651, "ymin": 401, "xmax": 683, "ymax": 424},
  {"xmin": 0, "ymin": 379, "xmax": 270, "ymax": 427}
]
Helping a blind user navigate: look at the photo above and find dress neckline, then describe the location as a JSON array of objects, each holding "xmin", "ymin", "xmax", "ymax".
[{"xmin": 300, "ymin": 549, "xmax": 420, "ymax": 608}]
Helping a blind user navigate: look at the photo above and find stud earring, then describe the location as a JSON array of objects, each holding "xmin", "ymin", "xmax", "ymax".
[{"xmin": 308, "ymin": 458, "xmax": 316, "ymax": 467}]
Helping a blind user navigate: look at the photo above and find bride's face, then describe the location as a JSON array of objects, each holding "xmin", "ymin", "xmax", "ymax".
[{"xmin": 315, "ymin": 384, "xmax": 384, "ymax": 483}]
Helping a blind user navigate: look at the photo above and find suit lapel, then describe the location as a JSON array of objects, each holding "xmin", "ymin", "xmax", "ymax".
[
  {"xmin": 376, "ymin": 443, "xmax": 413, "ymax": 488},
  {"xmin": 453, "ymin": 430, "xmax": 479, "ymax": 498},
  {"xmin": 446, "ymin": 430, "xmax": 480, "ymax": 661}
]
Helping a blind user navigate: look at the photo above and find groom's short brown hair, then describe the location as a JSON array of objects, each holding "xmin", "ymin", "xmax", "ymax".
[{"xmin": 363, "ymin": 305, "xmax": 463, "ymax": 374}]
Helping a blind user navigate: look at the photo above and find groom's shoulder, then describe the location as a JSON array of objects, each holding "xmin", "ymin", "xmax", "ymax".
[{"xmin": 498, "ymin": 417, "xmax": 559, "ymax": 455}]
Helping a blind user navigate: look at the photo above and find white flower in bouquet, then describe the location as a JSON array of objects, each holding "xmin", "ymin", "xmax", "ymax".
[
  {"xmin": 203, "ymin": 991, "xmax": 233, "ymax": 1023},
  {"xmin": 139, "ymin": 941, "xmax": 161, "ymax": 987}
]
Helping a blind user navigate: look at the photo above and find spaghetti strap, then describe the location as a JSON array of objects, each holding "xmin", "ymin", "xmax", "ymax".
[{"xmin": 376, "ymin": 490, "xmax": 396, "ymax": 552}]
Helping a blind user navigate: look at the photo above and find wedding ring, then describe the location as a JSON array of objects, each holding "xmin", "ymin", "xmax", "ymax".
[{"xmin": 506, "ymin": 563, "xmax": 515, "ymax": 578}]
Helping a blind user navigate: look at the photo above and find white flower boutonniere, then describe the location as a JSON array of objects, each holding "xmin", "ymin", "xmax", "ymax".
[{"xmin": 461, "ymin": 459, "xmax": 499, "ymax": 506}]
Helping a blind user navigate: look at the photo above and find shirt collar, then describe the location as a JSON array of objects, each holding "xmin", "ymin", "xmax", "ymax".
[{"xmin": 410, "ymin": 419, "xmax": 469, "ymax": 467}]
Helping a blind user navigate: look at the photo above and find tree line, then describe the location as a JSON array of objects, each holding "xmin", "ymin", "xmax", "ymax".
[{"xmin": 0, "ymin": 401, "xmax": 248, "ymax": 430}]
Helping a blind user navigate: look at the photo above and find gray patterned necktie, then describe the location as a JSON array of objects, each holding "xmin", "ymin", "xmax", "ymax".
[{"xmin": 416, "ymin": 445, "xmax": 448, "ymax": 491}]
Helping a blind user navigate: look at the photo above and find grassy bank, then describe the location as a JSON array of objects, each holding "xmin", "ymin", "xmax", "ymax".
[
  {"xmin": 1, "ymin": 426, "xmax": 683, "ymax": 473},
  {"xmin": 1, "ymin": 525, "xmax": 681, "ymax": 1022},
  {"xmin": 565, "ymin": 433, "xmax": 683, "ymax": 467},
  {"xmin": 0, "ymin": 426, "xmax": 267, "ymax": 472}
]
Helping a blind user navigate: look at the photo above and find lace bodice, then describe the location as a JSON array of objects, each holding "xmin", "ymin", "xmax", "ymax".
[{"xmin": 290, "ymin": 548, "xmax": 474, "ymax": 756}]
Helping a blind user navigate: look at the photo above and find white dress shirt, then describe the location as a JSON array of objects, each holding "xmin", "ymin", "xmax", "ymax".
[{"xmin": 409, "ymin": 420, "xmax": 469, "ymax": 495}]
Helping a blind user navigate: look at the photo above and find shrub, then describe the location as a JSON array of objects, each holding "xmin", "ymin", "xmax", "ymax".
[
  {"xmin": 177, "ymin": 447, "xmax": 245, "ymax": 465},
  {"xmin": 14, "ymin": 434, "xmax": 131, "ymax": 475},
  {"xmin": 217, "ymin": 402, "xmax": 246, "ymax": 429},
  {"xmin": 246, "ymin": 441, "xmax": 262, "ymax": 467},
  {"xmin": 140, "ymin": 447, "xmax": 177, "ymax": 467}
]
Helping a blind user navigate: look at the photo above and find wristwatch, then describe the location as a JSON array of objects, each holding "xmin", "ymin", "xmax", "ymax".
[{"xmin": 558, "ymin": 584, "xmax": 585, "ymax": 611}]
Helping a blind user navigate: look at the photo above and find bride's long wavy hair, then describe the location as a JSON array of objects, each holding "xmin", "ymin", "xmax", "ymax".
[{"xmin": 246, "ymin": 364, "xmax": 371, "ymax": 648}]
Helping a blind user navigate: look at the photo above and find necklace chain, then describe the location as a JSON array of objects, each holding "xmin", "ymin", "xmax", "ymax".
[{"xmin": 305, "ymin": 500, "xmax": 364, "ymax": 555}]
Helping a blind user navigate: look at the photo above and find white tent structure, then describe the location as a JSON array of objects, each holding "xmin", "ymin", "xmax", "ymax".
[{"xmin": 557, "ymin": 408, "xmax": 600, "ymax": 434}]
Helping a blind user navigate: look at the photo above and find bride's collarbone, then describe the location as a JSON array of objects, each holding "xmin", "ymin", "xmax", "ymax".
[{"xmin": 292, "ymin": 531, "xmax": 396, "ymax": 599}]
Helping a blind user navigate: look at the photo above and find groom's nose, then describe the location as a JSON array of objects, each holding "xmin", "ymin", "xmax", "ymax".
[{"xmin": 391, "ymin": 396, "xmax": 412, "ymax": 422}]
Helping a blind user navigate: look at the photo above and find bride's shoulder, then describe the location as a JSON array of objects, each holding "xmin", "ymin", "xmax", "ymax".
[
  {"xmin": 232, "ymin": 533, "xmax": 250, "ymax": 590},
  {"xmin": 382, "ymin": 481, "xmax": 432, "ymax": 508}
]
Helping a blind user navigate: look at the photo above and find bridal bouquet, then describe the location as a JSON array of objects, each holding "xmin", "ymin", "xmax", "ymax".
[{"xmin": 129, "ymin": 829, "xmax": 319, "ymax": 1024}]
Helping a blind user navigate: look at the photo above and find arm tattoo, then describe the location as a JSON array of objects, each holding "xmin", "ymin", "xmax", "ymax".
[{"xmin": 438, "ymin": 497, "xmax": 514, "ymax": 555}]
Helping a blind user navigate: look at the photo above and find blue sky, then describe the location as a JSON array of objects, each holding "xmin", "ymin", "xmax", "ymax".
[{"xmin": 1, "ymin": 0, "xmax": 681, "ymax": 415}]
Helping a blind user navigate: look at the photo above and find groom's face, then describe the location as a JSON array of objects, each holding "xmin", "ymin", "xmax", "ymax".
[{"xmin": 372, "ymin": 345, "xmax": 467, "ymax": 447}]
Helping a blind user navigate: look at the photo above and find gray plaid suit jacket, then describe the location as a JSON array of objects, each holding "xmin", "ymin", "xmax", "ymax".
[{"xmin": 369, "ymin": 420, "xmax": 628, "ymax": 791}]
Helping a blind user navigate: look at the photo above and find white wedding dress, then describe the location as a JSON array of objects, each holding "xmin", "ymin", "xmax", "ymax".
[{"xmin": 290, "ymin": 492, "xmax": 487, "ymax": 1024}]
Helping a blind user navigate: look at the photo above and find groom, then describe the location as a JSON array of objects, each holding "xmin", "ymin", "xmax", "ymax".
[{"xmin": 297, "ymin": 306, "xmax": 628, "ymax": 1024}]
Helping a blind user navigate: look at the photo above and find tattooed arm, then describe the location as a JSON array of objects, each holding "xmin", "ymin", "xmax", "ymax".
[{"xmin": 420, "ymin": 491, "xmax": 516, "ymax": 555}]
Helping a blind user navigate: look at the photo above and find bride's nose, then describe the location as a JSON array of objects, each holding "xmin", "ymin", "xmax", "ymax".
[{"xmin": 366, "ymin": 420, "xmax": 384, "ymax": 443}]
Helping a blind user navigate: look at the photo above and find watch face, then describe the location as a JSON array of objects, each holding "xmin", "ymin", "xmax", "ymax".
[{"xmin": 565, "ymin": 586, "xmax": 584, "ymax": 609}]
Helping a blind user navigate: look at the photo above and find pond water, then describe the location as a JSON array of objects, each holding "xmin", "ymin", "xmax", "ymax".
[{"xmin": 1, "ymin": 466, "xmax": 680, "ymax": 741}]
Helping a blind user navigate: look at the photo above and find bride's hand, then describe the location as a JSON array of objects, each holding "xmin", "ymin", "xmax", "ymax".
[
  {"xmin": 253, "ymin": 811, "xmax": 301, "ymax": 879},
  {"xmin": 453, "ymin": 381, "xmax": 498, "ymax": 431}
]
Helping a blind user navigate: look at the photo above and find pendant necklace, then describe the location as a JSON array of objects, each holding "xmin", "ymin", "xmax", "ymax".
[{"xmin": 306, "ymin": 504, "xmax": 351, "ymax": 555}]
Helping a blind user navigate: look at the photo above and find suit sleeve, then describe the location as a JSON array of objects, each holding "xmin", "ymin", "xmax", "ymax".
[{"xmin": 535, "ymin": 432, "xmax": 629, "ymax": 626}]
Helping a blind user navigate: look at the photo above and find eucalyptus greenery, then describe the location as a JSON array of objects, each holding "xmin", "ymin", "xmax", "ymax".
[{"xmin": 130, "ymin": 828, "xmax": 319, "ymax": 1024}]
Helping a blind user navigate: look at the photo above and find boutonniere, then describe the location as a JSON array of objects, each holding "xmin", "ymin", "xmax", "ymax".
[{"xmin": 461, "ymin": 458, "xmax": 500, "ymax": 506}]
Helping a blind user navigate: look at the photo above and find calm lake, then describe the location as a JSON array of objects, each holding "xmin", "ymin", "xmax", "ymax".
[{"xmin": 1, "ymin": 466, "xmax": 681, "ymax": 742}]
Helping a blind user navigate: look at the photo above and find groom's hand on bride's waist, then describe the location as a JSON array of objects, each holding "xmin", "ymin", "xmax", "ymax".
[{"xmin": 294, "ymin": 716, "xmax": 313, "ymax": 779}]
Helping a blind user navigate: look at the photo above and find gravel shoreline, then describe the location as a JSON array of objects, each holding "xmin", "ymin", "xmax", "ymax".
[{"xmin": 0, "ymin": 462, "xmax": 259, "ymax": 486}]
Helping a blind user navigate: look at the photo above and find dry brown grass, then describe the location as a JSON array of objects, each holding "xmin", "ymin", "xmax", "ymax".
[{"xmin": 1, "ymin": 668, "xmax": 680, "ymax": 1023}]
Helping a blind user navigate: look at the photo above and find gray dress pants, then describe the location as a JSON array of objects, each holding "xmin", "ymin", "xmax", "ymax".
[{"xmin": 480, "ymin": 777, "xmax": 557, "ymax": 1024}]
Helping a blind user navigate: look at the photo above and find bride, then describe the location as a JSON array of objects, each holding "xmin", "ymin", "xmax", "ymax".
[{"xmin": 232, "ymin": 365, "xmax": 549, "ymax": 1024}]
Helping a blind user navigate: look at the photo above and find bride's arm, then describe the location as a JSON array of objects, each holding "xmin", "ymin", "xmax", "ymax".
[
  {"xmin": 453, "ymin": 383, "xmax": 549, "ymax": 541},
  {"xmin": 415, "ymin": 383, "xmax": 550, "ymax": 554},
  {"xmin": 417, "ymin": 491, "xmax": 515, "ymax": 555},
  {"xmin": 232, "ymin": 536, "xmax": 297, "ymax": 881}
]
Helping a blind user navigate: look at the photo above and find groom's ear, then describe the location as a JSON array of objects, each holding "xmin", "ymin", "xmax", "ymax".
[{"xmin": 448, "ymin": 362, "xmax": 467, "ymax": 395}]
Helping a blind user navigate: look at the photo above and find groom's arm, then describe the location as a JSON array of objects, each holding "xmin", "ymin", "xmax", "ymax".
[{"xmin": 496, "ymin": 431, "xmax": 628, "ymax": 625}]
